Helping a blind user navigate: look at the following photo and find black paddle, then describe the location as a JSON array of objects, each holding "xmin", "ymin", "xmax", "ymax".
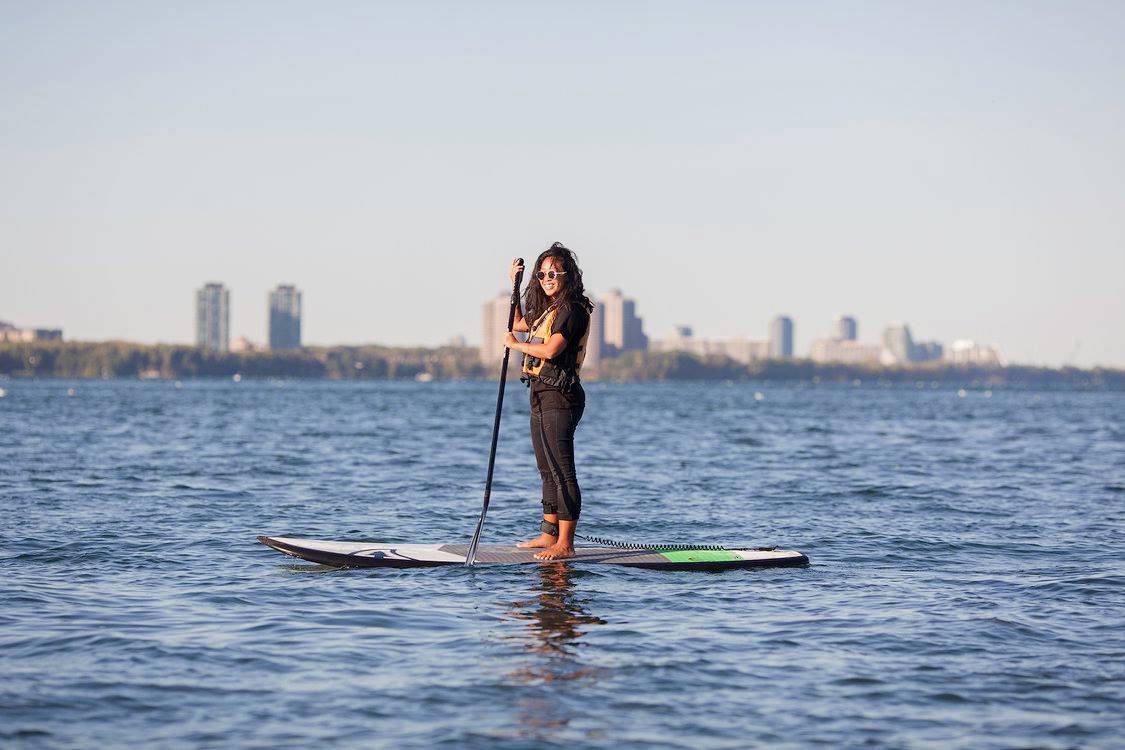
[{"xmin": 465, "ymin": 258, "xmax": 525, "ymax": 566}]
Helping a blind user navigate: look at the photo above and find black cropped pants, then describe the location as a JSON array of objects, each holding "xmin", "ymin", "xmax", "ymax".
[{"xmin": 529, "ymin": 383, "xmax": 585, "ymax": 522}]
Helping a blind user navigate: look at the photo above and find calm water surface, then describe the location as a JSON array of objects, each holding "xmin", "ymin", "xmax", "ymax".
[{"xmin": 1, "ymin": 379, "xmax": 1123, "ymax": 748}]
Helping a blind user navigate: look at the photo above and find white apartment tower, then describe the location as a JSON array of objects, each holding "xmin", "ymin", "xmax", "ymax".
[{"xmin": 195, "ymin": 282, "xmax": 230, "ymax": 352}]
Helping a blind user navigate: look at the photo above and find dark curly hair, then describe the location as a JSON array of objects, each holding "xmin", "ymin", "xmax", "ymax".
[{"xmin": 522, "ymin": 242, "xmax": 593, "ymax": 324}]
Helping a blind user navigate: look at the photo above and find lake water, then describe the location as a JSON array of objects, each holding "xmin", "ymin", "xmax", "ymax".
[{"xmin": 2, "ymin": 379, "xmax": 1123, "ymax": 748}]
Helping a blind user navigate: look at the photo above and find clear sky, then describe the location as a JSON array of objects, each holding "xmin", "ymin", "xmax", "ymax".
[{"xmin": 2, "ymin": 1, "xmax": 1123, "ymax": 366}]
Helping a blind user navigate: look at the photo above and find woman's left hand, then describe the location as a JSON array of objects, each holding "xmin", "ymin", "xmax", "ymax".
[{"xmin": 503, "ymin": 332, "xmax": 521, "ymax": 352}]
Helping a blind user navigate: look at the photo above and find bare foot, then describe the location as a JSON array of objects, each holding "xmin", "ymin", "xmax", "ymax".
[
  {"xmin": 516, "ymin": 533, "xmax": 558, "ymax": 549},
  {"xmin": 534, "ymin": 544, "xmax": 575, "ymax": 561}
]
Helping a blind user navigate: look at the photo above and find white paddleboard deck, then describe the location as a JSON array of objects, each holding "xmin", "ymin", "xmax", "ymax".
[{"xmin": 258, "ymin": 536, "xmax": 809, "ymax": 571}]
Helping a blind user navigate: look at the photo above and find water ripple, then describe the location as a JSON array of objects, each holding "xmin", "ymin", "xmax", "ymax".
[{"xmin": 1, "ymin": 380, "xmax": 1123, "ymax": 748}]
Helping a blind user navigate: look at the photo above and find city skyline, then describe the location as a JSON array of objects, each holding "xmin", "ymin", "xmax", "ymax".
[
  {"xmin": 2, "ymin": 4, "xmax": 1123, "ymax": 366},
  {"xmin": 480, "ymin": 284, "xmax": 1007, "ymax": 369},
  {"xmin": 0, "ymin": 270, "xmax": 1059, "ymax": 370},
  {"xmin": 3, "ymin": 264, "xmax": 1114, "ymax": 366},
  {"xmin": 0, "ymin": 275, "xmax": 1059, "ymax": 369}
]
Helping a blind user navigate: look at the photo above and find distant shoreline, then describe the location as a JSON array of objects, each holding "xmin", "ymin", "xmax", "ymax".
[{"xmin": 1, "ymin": 341, "xmax": 1122, "ymax": 388}]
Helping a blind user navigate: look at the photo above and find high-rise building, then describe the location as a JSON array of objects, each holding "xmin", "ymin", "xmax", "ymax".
[
  {"xmin": 195, "ymin": 282, "xmax": 230, "ymax": 352},
  {"xmin": 268, "ymin": 285, "xmax": 302, "ymax": 350},
  {"xmin": 881, "ymin": 323, "xmax": 914, "ymax": 364},
  {"xmin": 834, "ymin": 315, "xmax": 858, "ymax": 341},
  {"xmin": 583, "ymin": 301, "xmax": 605, "ymax": 375},
  {"xmin": 769, "ymin": 316, "xmax": 794, "ymax": 358},
  {"xmin": 601, "ymin": 289, "xmax": 647, "ymax": 356},
  {"xmin": 480, "ymin": 291, "xmax": 515, "ymax": 369},
  {"xmin": 881, "ymin": 322, "xmax": 945, "ymax": 364},
  {"xmin": 913, "ymin": 341, "xmax": 944, "ymax": 362}
]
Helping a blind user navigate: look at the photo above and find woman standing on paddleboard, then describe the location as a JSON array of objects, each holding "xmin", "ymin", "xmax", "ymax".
[{"xmin": 504, "ymin": 243, "xmax": 593, "ymax": 561}]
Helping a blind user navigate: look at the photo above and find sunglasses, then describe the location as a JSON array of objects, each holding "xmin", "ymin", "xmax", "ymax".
[{"xmin": 536, "ymin": 270, "xmax": 567, "ymax": 281}]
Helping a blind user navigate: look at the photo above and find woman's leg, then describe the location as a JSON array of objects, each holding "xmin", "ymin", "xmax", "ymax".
[
  {"xmin": 534, "ymin": 403, "xmax": 584, "ymax": 560},
  {"xmin": 518, "ymin": 392, "xmax": 560, "ymax": 549}
]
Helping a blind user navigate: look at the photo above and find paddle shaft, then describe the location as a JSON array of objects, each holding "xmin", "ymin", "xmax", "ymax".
[{"xmin": 466, "ymin": 260, "xmax": 524, "ymax": 566}]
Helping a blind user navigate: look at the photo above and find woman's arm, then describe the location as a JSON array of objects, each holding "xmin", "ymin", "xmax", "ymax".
[{"xmin": 505, "ymin": 331, "xmax": 566, "ymax": 359}]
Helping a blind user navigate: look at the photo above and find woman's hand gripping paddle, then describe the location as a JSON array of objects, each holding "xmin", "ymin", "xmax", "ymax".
[{"xmin": 465, "ymin": 258, "xmax": 524, "ymax": 566}]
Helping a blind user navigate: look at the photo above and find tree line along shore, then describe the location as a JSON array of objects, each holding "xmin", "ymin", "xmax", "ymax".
[{"xmin": 0, "ymin": 341, "xmax": 1122, "ymax": 388}]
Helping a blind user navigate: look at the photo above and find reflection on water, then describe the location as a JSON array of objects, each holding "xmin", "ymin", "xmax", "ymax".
[
  {"xmin": 501, "ymin": 565, "xmax": 608, "ymax": 740},
  {"xmin": 504, "ymin": 564, "xmax": 607, "ymax": 672}
]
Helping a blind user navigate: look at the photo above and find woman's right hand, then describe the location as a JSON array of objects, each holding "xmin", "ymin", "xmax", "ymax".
[{"xmin": 509, "ymin": 257, "xmax": 524, "ymax": 284}]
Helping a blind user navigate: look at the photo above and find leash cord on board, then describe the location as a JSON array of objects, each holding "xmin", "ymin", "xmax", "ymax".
[{"xmin": 574, "ymin": 532, "xmax": 730, "ymax": 552}]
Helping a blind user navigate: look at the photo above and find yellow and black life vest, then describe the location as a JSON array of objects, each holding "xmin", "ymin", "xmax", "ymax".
[{"xmin": 520, "ymin": 304, "xmax": 590, "ymax": 392}]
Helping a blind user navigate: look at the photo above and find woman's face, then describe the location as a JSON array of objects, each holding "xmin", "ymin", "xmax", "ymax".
[{"xmin": 538, "ymin": 256, "xmax": 566, "ymax": 299}]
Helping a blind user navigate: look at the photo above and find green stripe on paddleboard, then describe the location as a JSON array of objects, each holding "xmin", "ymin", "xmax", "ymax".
[{"xmin": 658, "ymin": 550, "xmax": 741, "ymax": 563}]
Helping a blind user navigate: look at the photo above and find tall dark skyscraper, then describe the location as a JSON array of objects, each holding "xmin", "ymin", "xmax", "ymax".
[
  {"xmin": 834, "ymin": 315, "xmax": 858, "ymax": 341},
  {"xmin": 195, "ymin": 282, "xmax": 230, "ymax": 352},
  {"xmin": 269, "ymin": 285, "xmax": 302, "ymax": 350},
  {"xmin": 769, "ymin": 315, "xmax": 794, "ymax": 358}
]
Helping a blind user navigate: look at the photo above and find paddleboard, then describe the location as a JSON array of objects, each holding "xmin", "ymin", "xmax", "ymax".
[{"xmin": 258, "ymin": 535, "xmax": 809, "ymax": 571}]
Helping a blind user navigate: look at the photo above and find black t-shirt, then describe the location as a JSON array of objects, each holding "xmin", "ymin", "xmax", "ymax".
[
  {"xmin": 551, "ymin": 305, "xmax": 589, "ymax": 358},
  {"xmin": 530, "ymin": 303, "xmax": 590, "ymax": 399}
]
